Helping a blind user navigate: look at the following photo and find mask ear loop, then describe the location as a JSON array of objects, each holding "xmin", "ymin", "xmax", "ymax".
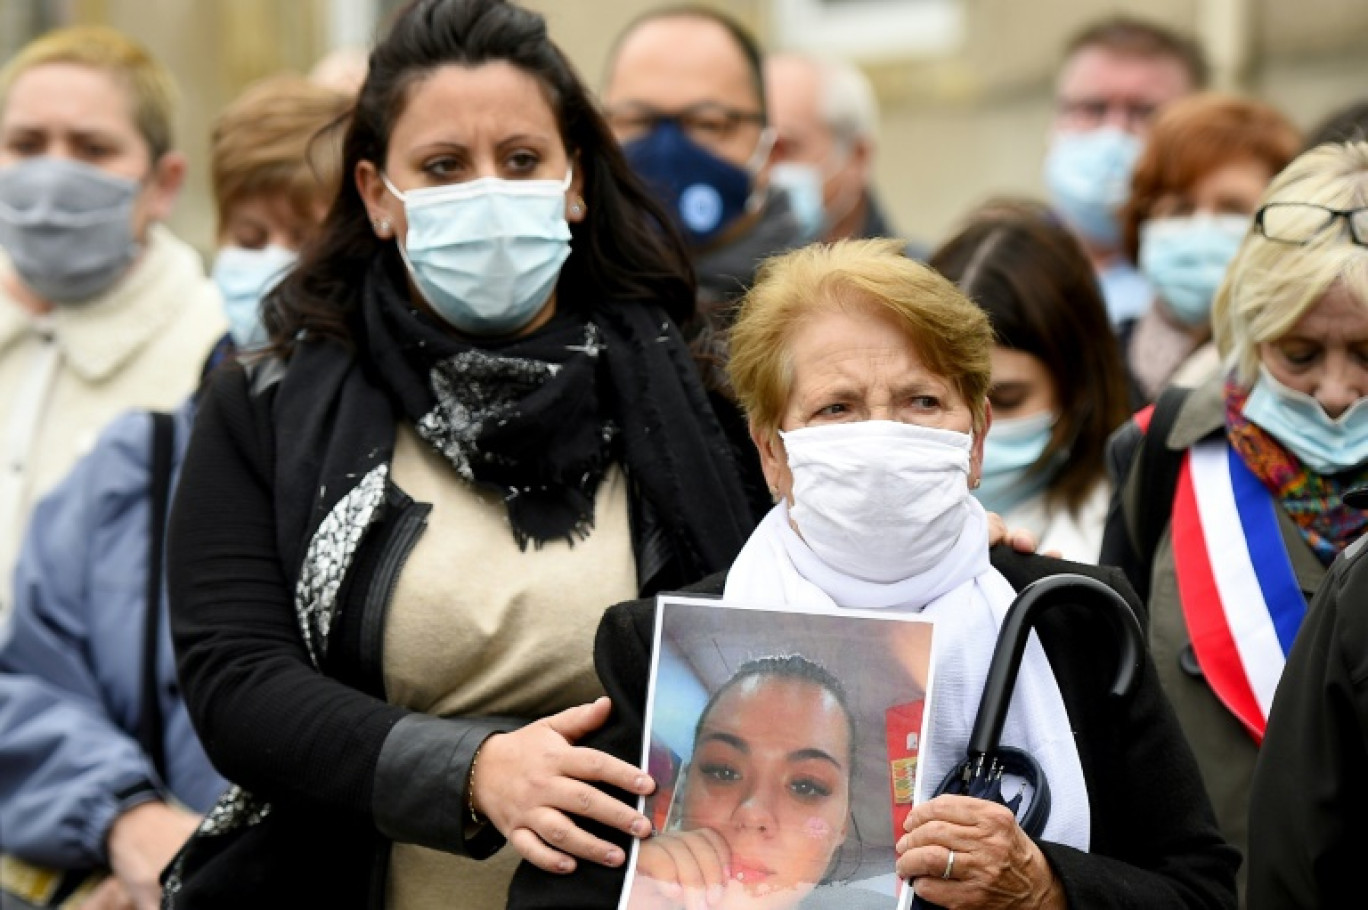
[
  {"xmin": 744, "ymin": 126, "xmax": 778, "ymax": 216},
  {"xmin": 379, "ymin": 170, "xmax": 408, "ymax": 204}
]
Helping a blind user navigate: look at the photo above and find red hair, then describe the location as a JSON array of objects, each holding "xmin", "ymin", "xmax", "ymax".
[{"xmin": 1122, "ymin": 93, "xmax": 1301, "ymax": 261}]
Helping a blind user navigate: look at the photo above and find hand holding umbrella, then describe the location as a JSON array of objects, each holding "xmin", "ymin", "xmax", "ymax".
[{"xmin": 898, "ymin": 574, "xmax": 1144, "ymax": 909}]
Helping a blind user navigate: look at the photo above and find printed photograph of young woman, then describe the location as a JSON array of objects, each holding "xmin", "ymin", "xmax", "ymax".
[{"xmin": 621, "ymin": 596, "xmax": 936, "ymax": 910}]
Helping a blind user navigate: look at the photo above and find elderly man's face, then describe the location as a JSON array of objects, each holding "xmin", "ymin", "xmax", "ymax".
[
  {"xmin": 753, "ymin": 303, "xmax": 986, "ymax": 504},
  {"xmin": 765, "ymin": 55, "xmax": 868, "ymax": 227},
  {"xmin": 603, "ymin": 15, "xmax": 768, "ymax": 171}
]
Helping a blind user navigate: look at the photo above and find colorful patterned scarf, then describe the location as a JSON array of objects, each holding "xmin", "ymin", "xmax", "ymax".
[{"xmin": 1225, "ymin": 375, "xmax": 1368, "ymax": 565}]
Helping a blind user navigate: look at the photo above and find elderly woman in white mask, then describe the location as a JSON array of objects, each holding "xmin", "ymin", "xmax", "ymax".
[{"xmin": 508, "ymin": 238, "xmax": 1239, "ymax": 910}]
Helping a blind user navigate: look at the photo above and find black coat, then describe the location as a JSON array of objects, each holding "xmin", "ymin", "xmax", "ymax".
[
  {"xmin": 1247, "ymin": 535, "xmax": 1368, "ymax": 909},
  {"xmin": 165, "ymin": 301, "xmax": 754, "ymax": 908},
  {"xmin": 507, "ymin": 548, "xmax": 1238, "ymax": 909}
]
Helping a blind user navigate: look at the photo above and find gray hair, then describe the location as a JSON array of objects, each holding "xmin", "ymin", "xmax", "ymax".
[
  {"xmin": 818, "ymin": 56, "xmax": 878, "ymax": 147},
  {"xmin": 773, "ymin": 51, "xmax": 879, "ymax": 148}
]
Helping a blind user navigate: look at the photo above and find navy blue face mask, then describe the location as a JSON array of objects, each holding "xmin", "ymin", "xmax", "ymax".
[{"xmin": 623, "ymin": 119, "xmax": 767, "ymax": 247}]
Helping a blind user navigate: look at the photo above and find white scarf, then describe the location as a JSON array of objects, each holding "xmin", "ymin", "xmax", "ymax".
[{"xmin": 724, "ymin": 501, "xmax": 1091, "ymax": 851}]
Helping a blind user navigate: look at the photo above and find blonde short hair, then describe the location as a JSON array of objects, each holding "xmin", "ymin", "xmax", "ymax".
[
  {"xmin": 1213, "ymin": 141, "xmax": 1368, "ymax": 385},
  {"xmin": 0, "ymin": 26, "xmax": 178, "ymax": 161},
  {"xmin": 728, "ymin": 238, "xmax": 993, "ymax": 438},
  {"xmin": 211, "ymin": 75, "xmax": 351, "ymax": 234}
]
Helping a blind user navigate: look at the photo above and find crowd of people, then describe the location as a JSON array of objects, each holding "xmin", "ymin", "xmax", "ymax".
[{"xmin": 0, "ymin": 1, "xmax": 1365, "ymax": 908}]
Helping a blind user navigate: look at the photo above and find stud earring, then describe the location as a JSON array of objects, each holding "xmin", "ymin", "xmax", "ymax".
[
  {"xmin": 373, "ymin": 218, "xmax": 391, "ymax": 236},
  {"xmin": 569, "ymin": 197, "xmax": 585, "ymax": 217}
]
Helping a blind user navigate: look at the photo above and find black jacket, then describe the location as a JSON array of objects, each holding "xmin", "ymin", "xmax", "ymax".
[
  {"xmin": 508, "ymin": 549, "xmax": 1239, "ymax": 909},
  {"xmin": 1247, "ymin": 534, "xmax": 1368, "ymax": 909},
  {"xmin": 165, "ymin": 309, "xmax": 753, "ymax": 907}
]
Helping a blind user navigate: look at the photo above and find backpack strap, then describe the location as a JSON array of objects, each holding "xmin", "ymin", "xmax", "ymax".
[
  {"xmin": 137, "ymin": 411, "xmax": 176, "ymax": 783},
  {"xmin": 1131, "ymin": 386, "xmax": 1191, "ymax": 593}
]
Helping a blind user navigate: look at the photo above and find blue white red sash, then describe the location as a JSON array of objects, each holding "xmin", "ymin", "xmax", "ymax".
[{"xmin": 1170, "ymin": 439, "xmax": 1308, "ymax": 743}]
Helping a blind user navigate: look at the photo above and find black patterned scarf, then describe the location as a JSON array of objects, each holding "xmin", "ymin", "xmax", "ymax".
[{"xmin": 360, "ymin": 260, "xmax": 617, "ymax": 547}]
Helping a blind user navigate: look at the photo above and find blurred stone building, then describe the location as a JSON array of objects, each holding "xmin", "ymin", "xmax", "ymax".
[{"xmin": 4, "ymin": 0, "xmax": 1365, "ymax": 254}]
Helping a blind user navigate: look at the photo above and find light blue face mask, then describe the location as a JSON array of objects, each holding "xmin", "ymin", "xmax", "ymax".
[
  {"xmin": 768, "ymin": 162, "xmax": 825, "ymax": 241},
  {"xmin": 211, "ymin": 245, "xmax": 297, "ymax": 350},
  {"xmin": 382, "ymin": 169, "xmax": 572, "ymax": 336},
  {"xmin": 1243, "ymin": 364, "xmax": 1368, "ymax": 475},
  {"xmin": 1138, "ymin": 214, "xmax": 1248, "ymax": 326},
  {"xmin": 1043, "ymin": 128, "xmax": 1143, "ymax": 249},
  {"xmin": 974, "ymin": 410, "xmax": 1058, "ymax": 516}
]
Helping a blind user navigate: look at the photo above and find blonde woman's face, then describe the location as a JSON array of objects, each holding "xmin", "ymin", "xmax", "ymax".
[
  {"xmin": 752, "ymin": 304, "xmax": 985, "ymax": 503},
  {"xmin": 1259, "ymin": 282, "xmax": 1368, "ymax": 419},
  {"xmin": 0, "ymin": 62, "xmax": 151, "ymax": 175},
  {"xmin": 0, "ymin": 62, "xmax": 183, "ymax": 241}
]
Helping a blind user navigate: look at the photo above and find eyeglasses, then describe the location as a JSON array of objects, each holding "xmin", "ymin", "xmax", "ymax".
[
  {"xmin": 1255, "ymin": 202, "xmax": 1368, "ymax": 247},
  {"xmin": 605, "ymin": 102, "xmax": 765, "ymax": 150},
  {"xmin": 1055, "ymin": 97, "xmax": 1157, "ymax": 132}
]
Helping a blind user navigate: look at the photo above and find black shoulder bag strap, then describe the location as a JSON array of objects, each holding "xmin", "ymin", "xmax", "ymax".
[
  {"xmin": 1133, "ymin": 386, "xmax": 1191, "ymax": 589},
  {"xmin": 137, "ymin": 411, "xmax": 176, "ymax": 784}
]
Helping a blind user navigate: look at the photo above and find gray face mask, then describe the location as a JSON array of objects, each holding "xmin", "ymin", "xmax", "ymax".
[{"xmin": 0, "ymin": 156, "xmax": 141, "ymax": 303}]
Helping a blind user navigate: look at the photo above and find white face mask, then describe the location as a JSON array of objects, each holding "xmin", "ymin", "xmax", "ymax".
[{"xmin": 781, "ymin": 420, "xmax": 976, "ymax": 583}]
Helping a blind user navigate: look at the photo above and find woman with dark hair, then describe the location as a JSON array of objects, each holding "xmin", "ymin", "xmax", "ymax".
[
  {"xmin": 931, "ymin": 202, "xmax": 1131, "ymax": 561},
  {"xmin": 163, "ymin": 0, "xmax": 754, "ymax": 905}
]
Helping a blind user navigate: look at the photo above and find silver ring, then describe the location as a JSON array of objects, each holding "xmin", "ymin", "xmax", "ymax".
[{"xmin": 942, "ymin": 848, "xmax": 955, "ymax": 880}]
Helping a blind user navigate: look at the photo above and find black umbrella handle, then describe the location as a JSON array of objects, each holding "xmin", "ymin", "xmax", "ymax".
[{"xmin": 968, "ymin": 574, "xmax": 1144, "ymax": 756}]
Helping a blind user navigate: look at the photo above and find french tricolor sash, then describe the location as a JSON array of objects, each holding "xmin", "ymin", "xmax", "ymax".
[{"xmin": 1170, "ymin": 438, "xmax": 1308, "ymax": 743}]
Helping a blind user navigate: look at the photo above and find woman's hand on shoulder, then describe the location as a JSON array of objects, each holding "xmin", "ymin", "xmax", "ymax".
[
  {"xmin": 627, "ymin": 827, "xmax": 731, "ymax": 910},
  {"xmin": 471, "ymin": 695, "xmax": 656, "ymax": 874},
  {"xmin": 81, "ymin": 877, "xmax": 136, "ymax": 910},
  {"xmin": 894, "ymin": 794, "xmax": 1066, "ymax": 910},
  {"xmin": 105, "ymin": 801, "xmax": 202, "ymax": 910}
]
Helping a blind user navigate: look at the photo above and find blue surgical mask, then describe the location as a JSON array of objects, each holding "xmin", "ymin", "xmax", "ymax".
[
  {"xmin": 974, "ymin": 410, "xmax": 1058, "ymax": 516},
  {"xmin": 382, "ymin": 170, "xmax": 572, "ymax": 336},
  {"xmin": 1139, "ymin": 214, "xmax": 1248, "ymax": 326},
  {"xmin": 623, "ymin": 120, "xmax": 773, "ymax": 247},
  {"xmin": 211, "ymin": 245, "xmax": 297, "ymax": 350},
  {"xmin": 768, "ymin": 162, "xmax": 825, "ymax": 240},
  {"xmin": 1043, "ymin": 128, "xmax": 1143, "ymax": 249},
  {"xmin": 0, "ymin": 156, "xmax": 140, "ymax": 303},
  {"xmin": 1243, "ymin": 364, "xmax": 1368, "ymax": 475}
]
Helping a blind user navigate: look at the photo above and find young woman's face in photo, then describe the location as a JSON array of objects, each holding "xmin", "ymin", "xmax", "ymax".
[{"xmin": 681, "ymin": 676, "xmax": 852, "ymax": 908}]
